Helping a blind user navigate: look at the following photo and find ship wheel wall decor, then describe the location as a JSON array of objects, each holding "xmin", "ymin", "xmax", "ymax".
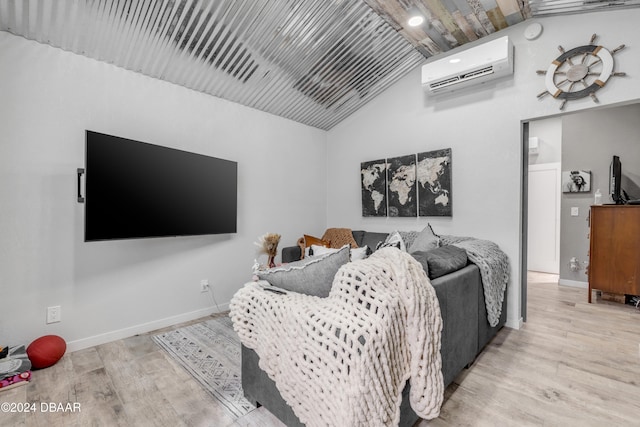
[{"xmin": 536, "ymin": 34, "xmax": 627, "ymax": 110}]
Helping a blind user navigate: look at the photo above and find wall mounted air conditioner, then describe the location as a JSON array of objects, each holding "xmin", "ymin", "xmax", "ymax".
[{"xmin": 422, "ymin": 36, "xmax": 514, "ymax": 95}]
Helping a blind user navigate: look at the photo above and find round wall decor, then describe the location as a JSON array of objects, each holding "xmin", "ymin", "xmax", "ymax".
[{"xmin": 536, "ymin": 34, "xmax": 626, "ymax": 110}]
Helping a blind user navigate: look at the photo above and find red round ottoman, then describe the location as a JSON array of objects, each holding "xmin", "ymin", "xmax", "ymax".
[{"xmin": 27, "ymin": 335, "xmax": 66, "ymax": 369}]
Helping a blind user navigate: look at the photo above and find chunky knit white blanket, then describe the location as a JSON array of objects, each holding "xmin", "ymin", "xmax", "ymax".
[{"xmin": 230, "ymin": 248, "xmax": 444, "ymax": 426}]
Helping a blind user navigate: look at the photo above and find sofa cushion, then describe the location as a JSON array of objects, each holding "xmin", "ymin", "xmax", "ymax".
[
  {"xmin": 257, "ymin": 245, "xmax": 350, "ymax": 297},
  {"xmin": 408, "ymin": 224, "xmax": 440, "ymax": 253},
  {"xmin": 352, "ymin": 230, "xmax": 366, "ymax": 247},
  {"xmin": 412, "ymin": 245, "xmax": 468, "ymax": 279}
]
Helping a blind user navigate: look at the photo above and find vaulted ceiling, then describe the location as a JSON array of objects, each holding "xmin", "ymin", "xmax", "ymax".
[{"xmin": 1, "ymin": 0, "xmax": 638, "ymax": 130}]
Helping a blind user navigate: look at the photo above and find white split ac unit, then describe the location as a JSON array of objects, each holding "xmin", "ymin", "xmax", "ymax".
[{"xmin": 421, "ymin": 36, "xmax": 514, "ymax": 95}]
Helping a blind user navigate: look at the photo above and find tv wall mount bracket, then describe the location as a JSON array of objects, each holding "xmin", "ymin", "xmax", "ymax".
[{"xmin": 77, "ymin": 168, "xmax": 85, "ymax": 203}]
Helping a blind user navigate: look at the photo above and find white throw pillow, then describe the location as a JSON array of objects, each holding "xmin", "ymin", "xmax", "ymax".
[
  {"xmin": 350, "ymin": 246, "xmax": 368, "ymax": 261},
  {"xmin": 380, "ymin": 231, "xmax": 406, "ymax": 252},
  {"xmin": 311, "ymin": 245, "xmax": 341, "ymax": 256},
  {"xmin": 315, "ymin": 244, "xmax": 369, "ymax": 261}
]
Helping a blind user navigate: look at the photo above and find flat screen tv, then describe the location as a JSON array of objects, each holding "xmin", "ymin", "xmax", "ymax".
[
  {"xmin": 84, "ymin": 131, "xmax": 237, "ymax": 242},
  {"xmin": 610, "ymin": 155, "xmax": 623, "ymax": 204}
]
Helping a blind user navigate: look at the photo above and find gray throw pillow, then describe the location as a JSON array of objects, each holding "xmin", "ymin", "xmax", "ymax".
[
  {"xmin": 408, "ymin": 224, "xmax": 440, "ymax": 254},
  {"xmin": 412, "ymin": 245, "xmax": 468, "ymax": 279},
  {"xmin": 398, "ymin": 230, "xmax": 419, "ymax": 249},
  {"xmin": 256, "ymin": 245, "xmax": 350, "ymax": 297}
]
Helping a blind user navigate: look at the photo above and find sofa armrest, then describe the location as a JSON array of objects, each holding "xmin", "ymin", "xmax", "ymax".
[
  {"xmin": 430, "ymin": 264, "xmax": 480, "ymax": 387},
  {"xmin": 281, "ymin": 246, "xmax": 302, "ymax": 263}
]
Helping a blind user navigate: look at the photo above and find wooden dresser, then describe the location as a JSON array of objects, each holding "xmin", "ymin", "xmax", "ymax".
[{"xmin": 588, "ymin": 205, "xmax": 640, "ymax": 303}]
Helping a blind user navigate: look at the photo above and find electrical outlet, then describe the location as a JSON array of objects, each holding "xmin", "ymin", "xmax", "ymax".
[
  {"xmin": 47, "ymin": 306, "xmax": 61, "ymax": 324},
  {"xmin": 200, "ymin": 279, "xmax": 209, "ymax": 293}
]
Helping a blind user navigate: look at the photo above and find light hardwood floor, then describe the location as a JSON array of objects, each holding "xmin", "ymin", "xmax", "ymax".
[{"xmin": 2, "ymin": 272, "xmax": 639, "ymax": 426}]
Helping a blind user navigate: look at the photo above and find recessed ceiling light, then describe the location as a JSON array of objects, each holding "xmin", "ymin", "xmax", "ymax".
[
  {"xmin": 407, "ymin": 15, "xmax": 424, "ymax": 27},
  {"xmin": 449, "ymin": 58, "xmax": 461, "ymax": 64}
]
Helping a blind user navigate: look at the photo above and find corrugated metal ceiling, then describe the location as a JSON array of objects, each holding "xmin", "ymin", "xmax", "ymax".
[
  {"xmin": 529, "ymin": 0, "xmax": 640, "ymax": 16},
  {"xmin": 0, "ymin": 0, "xmax": 637, "ymax": 130},
  {"xmin": 0, "ymin": 0, "xmax": 425, "ymax": 130}
]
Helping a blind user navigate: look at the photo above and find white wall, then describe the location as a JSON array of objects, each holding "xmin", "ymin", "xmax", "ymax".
[
  {"xmin": 0, "ymin": 32, "xmax": 327, "ymax": 350},
  {"xmin": 529, "ymin": 117, "xmax": 562, "ymax": 165},
  {"xmin": 326, "ymin": 10, "xmax": 640, "ymax": 328}
]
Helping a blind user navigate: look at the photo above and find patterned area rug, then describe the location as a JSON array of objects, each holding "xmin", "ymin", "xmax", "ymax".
[{"xmin": 152, "ymin": 316, "xmax": 255, "ymax": 419}]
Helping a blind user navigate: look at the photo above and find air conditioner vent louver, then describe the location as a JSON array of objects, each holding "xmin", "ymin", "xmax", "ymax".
[
  {"xmin": 460, "ymin": 66, "xmax": 493, "ymax": 80},
  {"xmin": 422, "ymin": 36, "xmax": 514, "ymax": 95},
  {"xmin": 429, "ymin": 66, "xmax": 495, "ymax": 90},
  {"xmin": 430, "ymin": 77, "xmax": 460, "ymax": 89}
]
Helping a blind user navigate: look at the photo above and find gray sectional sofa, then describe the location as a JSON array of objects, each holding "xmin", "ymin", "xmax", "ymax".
[{"xmin": 241, "ymin": 229, "xmax": 507, "ymax": 427}]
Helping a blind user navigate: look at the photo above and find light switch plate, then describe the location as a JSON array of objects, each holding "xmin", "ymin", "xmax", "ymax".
[{"xmin": 571, "ymin": 207, "xmax": 579, "ymax": 216}]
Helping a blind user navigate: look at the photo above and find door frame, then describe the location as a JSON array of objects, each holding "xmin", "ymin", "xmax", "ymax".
[
  {"xmin": 520, "ymin": 100, "xmax": 640, "ymax": 326},
  {"xmin": 520, "ymin": 122, "xmax": 529, "ymax": 322}
]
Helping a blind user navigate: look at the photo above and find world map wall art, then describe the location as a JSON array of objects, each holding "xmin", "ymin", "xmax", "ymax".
[
  {"xmin": 360, "ymin": 148, "xmax": 452, "ymax": 218},
  {"xmin": 361, "ymin": 159, "xmax": 387, "ymax": 217}
]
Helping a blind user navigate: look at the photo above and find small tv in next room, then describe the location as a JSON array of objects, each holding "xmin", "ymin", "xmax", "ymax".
[
  {"xmin": 84, "ymin": 131, "xmax": 237, "ymax": 242},
  {"xmin": 610, "ymin": 155, "xmax": 623, "ymax": 204}
]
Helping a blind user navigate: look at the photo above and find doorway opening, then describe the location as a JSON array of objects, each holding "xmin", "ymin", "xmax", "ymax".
[{"xmin": 520, "ymin": 101, "xmax": 640, "ymax": 322}]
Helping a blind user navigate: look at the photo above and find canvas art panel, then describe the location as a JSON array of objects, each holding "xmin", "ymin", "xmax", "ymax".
[
  {"xmin": 562, "ymin": 170, "xmax": 591, "ymax": 193},
  {"xmin": 361, "ymin": 159, "xmax": 387, "ymax": 217},
  {"xmin": 417, "ymin": 148, "xmax": 452, "ymax": 216},
  {"xmin": 387, "ymin": 154, "xmax": 417, "ymax": 217}
]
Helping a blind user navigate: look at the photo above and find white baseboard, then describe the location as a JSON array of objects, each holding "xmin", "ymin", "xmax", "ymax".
[
  {"xmin": 558, "ymin": 279, "xmax": 588, "ymax": 289},
  {"xmin": 66, "ymin": 303, "xmax": 229, "ymax": 352},
  {"xmin": 505, "ymin": 316, "xmax": 523, "ymax": 330}
]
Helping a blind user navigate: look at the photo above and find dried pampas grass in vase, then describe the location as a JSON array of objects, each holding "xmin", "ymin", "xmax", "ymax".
[{"xmin": 255, "ymin": 232, "xmax": 281, "ymax": 269}]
